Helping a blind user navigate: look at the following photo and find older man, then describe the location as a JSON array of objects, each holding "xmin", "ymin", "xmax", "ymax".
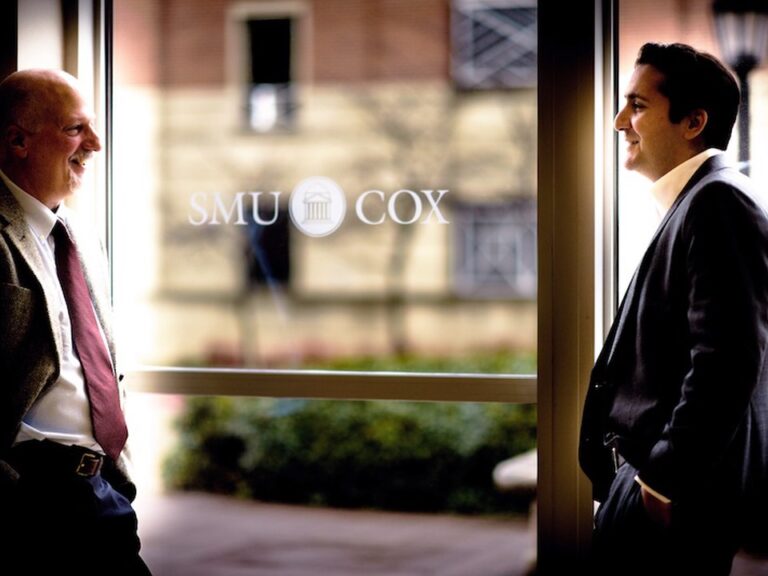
[{"xmin": 0, "ymin": 69, "xmax": 151, "ymax": 574}]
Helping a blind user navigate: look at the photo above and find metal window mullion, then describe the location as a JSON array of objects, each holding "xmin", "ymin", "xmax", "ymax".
[{"xmin": 127, "ymin": 368, "xmax": 537, "ymax": 404}]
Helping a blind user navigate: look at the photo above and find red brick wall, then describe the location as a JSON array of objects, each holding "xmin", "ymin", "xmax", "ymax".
[
  {"xmin": 620, "ymin": 0, "xmax": 720, "ymax": 74},
  {"xmin": 114, "ymin": 0, "xmax": 162, "ymax": 85},
  {"xmin": 115, "ymin": 0, "xmax": 450, "ymax": 87},
  {"xmin": 313, "ymin": 0, "xmax": 450, "ymax": 82},
  {"xmin": 114, "ymin": 0, "xmax": 727, "ymax": 89},
  {"xmin": 160, "ymin": 0, "xmax": 228, "ymax": 87}
]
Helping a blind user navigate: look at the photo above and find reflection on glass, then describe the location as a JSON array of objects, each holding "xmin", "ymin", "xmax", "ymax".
[{"xmin": 113, "ymin": 0, "xmax": 537, "ymax": 373}]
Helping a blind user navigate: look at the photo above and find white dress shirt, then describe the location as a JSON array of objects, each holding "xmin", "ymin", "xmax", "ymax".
[
  {"xmin": 649, "ymin": 148, "xmax": 722, "ymax": 218},
  {"xmin": 0, "ymin": 169, "xmax": 102, "ymax": 453}
]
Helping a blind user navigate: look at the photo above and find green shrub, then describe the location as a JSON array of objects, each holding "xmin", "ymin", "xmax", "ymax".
[{"xmin": 164, "ymin": 353, "xmax": 537, "ymax": 515}]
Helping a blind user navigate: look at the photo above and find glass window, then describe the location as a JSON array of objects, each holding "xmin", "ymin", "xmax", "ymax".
[
  {"xmin": 6, "ymin": 1, "xmax": 543, "ymax": 574},
  {"xmin": 113, "ymin": 0, "xmax": 538, "ymax": 375}
]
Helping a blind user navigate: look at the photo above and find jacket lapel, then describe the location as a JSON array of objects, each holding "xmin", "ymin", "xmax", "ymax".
[
  {"xmin": 0, "ymin": 181, "xmax": 64, "ymax": 358},
  {"xmin": 604, "ymin": 155, "xmax": 731, "ymax": 367}
]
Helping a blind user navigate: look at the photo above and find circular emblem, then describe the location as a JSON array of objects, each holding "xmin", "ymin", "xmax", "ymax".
[{"xmin": 289, "ymin": 177, "xmax": 347, "ymax": 237}]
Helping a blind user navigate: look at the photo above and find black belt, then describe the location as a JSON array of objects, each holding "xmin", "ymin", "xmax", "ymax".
[{"xmin": 8, "ymin": 440, "xmax": 105, "ymax": 478}]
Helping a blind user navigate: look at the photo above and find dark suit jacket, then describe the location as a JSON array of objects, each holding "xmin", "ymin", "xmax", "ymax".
[
  {"xmin": 0, "ymin": 180, "xmax": 133, "ymax": 499},
  {"xmin": 580, "ymin": 155, "xmax": 768, "ymax": 543}
]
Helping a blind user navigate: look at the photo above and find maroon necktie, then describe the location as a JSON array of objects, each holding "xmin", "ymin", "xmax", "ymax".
[{"xmin": 52, "ymin": 220, "xmax": 128, "ymax": 461}]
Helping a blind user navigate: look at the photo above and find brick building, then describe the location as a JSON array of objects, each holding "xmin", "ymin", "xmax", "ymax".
[{"xmin": 112, "ymin": 0, "xmax": 538, "ymax": 368}]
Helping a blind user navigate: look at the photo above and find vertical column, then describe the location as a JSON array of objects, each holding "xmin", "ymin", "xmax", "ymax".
[{"xmin": 537, "ymin": 0, "xmax": 608, "ymax": 570}]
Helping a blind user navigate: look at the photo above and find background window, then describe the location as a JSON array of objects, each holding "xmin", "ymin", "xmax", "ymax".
[
  {"xmin": 245, "ymin": 205, "xmax": 291, "ymax": 287},
  {"xmin": 452, "ymin": 0, "xmax": 537, "ymax": 90},
  {"xmin": 453, "ymin": 200, "xmax": 537, "ymax": 298},
  {"xmin": 246, "ymin": 17, "xmax": 295, "ymax": 132}
]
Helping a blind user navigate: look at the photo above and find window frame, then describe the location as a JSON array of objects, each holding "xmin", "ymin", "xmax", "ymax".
[
  {"xmin": 128, "ymin": 367, "xmax": 536, "ymax": 403},
  {"xmin": 535, "ymin": 0, "xmax": 615, "ymax": 569}
]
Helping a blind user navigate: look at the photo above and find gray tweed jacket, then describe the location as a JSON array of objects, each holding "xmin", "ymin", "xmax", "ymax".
[{"xmin": 0, "ymin": 180, "xmax": 133, "ymax": 499}]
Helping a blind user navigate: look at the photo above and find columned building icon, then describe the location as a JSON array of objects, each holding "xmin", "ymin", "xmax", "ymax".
[{"xmin": 303, "ymin": 189, "xmax": 332, "ymax": 222}]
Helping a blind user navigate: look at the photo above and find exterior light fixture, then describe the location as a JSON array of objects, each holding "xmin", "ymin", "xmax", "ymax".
[{"xmin": 713, "ymin": 0, "xmax": 768, "ymax": 174}]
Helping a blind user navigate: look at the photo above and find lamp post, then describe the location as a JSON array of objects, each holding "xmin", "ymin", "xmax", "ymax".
[{"xmin": 713, "ymin": 0, "xmax": 768, "ymax": 176}]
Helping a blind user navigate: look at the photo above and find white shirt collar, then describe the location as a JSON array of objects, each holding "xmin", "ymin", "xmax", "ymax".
[
  {"xmin": 650, "ymin": 148, "xmax": 722, "ymax": 217},
  {"xmin": 0, "ymin": 168, "xmax": 66, "ymax": 239}
]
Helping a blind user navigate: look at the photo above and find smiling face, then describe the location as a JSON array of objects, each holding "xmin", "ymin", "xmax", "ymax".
[
  {"xmin": 1, "ymin": 71, "xmax": 102, "ymax": 209},
  {"xmin": 614, "ymin": 64, "xmax": 701, "ymax": 182}
]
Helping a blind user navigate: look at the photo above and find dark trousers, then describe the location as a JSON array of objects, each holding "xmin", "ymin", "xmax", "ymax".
[
  {"xmin": 5, "ymin": 441, "xmax": 152, "ymax": 576},
  {"xmin": 592, "ymin": 462, "xmax": 741, "ymax": 576}
]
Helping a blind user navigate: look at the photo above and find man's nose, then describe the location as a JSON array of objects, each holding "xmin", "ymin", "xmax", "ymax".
[
  {"xmin": 614, "ymin": 105, "xmax": 629, "ymax": 132},
  {"xmin": 84, "ymin": 125, "xmax": 102, "ymax": 152}
]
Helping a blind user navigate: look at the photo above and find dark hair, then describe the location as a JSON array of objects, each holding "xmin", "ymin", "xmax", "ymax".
[{"xmin": 635, "ymin": 42, "xmax": 739, "ymax": 150}]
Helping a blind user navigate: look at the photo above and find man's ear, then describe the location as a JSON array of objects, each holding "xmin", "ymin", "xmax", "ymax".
[
  {"xmin": 5, "ymin": 125, "xmax": 29, "ymax": 158},
  {"xmin": 683, "ymin": 109, "xmax": 708, "ymax": 141}
]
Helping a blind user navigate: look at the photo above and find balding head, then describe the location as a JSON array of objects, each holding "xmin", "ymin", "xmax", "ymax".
[
  {"xmin": 0, "ymin": 69, "xmax": 86, "ymax": 134},
  {"xmin": 0, "ymin": 69, "xmax": 101, "ymax": 208}
]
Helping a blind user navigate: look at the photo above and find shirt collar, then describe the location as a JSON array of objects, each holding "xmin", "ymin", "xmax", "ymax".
[
  {"xmin": 0, "ymin": 168, "xmax": 65, "ymax": 239},
  {"xmin": 650, "ymin": 148, "xmax": 722, "ymax": 217}
]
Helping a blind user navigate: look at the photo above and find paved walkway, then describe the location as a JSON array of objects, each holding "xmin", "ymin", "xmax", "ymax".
[
  {"xmin": 135, "ymin": 492, "xmax": 768, "ymax": 576},
  {"xmin": 127, "ymin": 395, "xmax": 537, "ymax": 575},
  {"xmin": 135, "ymin": 492, "xmax": 536, "ymax": 576}
]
